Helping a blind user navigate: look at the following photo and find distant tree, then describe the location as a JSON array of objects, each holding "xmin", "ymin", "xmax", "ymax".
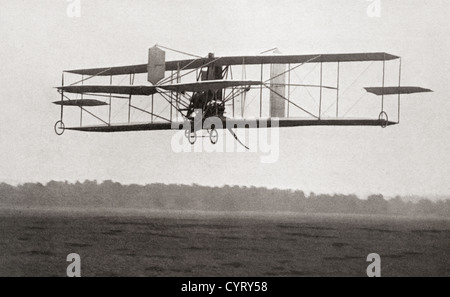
[
  {"xmin": 414, "ymin": 199, "xmax": 436, "ymax": 215},
  {"xmin": 0, "ymin": 181, "xmax": 448, "ymax": 217},
  {"xmin": 366, "ymin": 194, "xmax": 388, "ymax": 214}
]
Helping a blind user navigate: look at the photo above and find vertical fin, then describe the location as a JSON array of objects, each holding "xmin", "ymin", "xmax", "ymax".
[
  {"xmin": 269, "ymin": 49, "xmax": 286, "ymax": 117},
  {"xmin": 148, "ymin": 46, "xmax": 166, "ymax": 85}
]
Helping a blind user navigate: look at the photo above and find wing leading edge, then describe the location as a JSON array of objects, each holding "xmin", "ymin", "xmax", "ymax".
[
  {"xmin": 58, "ymin": 80, "xmax": 262, "ymax": 95},
  {"xmin": 63, "ymin": 118, "xmax": 397, "ymax": 133},
  {"xmin": 365, "ymin": 86, "xmax": 433, "ymax": 96},
  {"xmin": 58, "ymin": 85, "xmax": 158, "ymax": 96},
  {"xmin": 65, "ymin": 52, "xmax": 399, "ymax": 76},
  {"xmin": 52, "ymin": 99, "xmax": 108, "ymax": 107}
]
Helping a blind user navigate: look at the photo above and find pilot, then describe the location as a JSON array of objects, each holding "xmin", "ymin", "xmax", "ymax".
[{"xmin": 192, "ymin": 92, "xmax": 207, "ymax": 109}]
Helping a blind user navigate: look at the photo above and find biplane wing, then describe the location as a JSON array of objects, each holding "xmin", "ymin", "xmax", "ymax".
[
  {"xmin": 57, "ymin": 85, "xmax": 158, "ymax": 96},
  {"xmin": 365, "ymin": 86, "xmax": 433, "ymax": 96},
  {"xmin": 57, "ymin": 80, "xmax": 261, "ymax": 95},
  {"xmin": 159, "ymin": 80, "xmax": 262, "ymax": 92},
  {"xmin": 62, "ymin": 118, "xmax": 397, "ymax": 133},
  {"xmin": 226, "ymin": 118, "xmax": 397, "ymax": 128},
  {"xmin": 52, "ymin": 99, "xmax": 108, "ymax": 107},
  {"xmin": 65, "ymin": 52, "xmax": 399, "ymax": 76},
  {"xmin": 64, "ymin": 122, "xmax": 174, "ymax": 132}
]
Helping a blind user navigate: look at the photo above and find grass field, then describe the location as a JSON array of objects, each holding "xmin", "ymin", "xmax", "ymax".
[{"xmin": 0, "ymin": 208, "xmax": 449, "ymax": 277}]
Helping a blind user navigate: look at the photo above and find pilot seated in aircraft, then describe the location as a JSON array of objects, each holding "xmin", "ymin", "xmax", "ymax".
[
  {"xmin": 192, "ymin": 91, "xmax": 207, "ymax": 109},
  {"xmin": 187, "ymin": 92, "xmax": 208, "ymax": 118}
]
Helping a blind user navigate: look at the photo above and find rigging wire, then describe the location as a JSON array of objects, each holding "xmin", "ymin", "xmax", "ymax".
[
  {"xmin": 155, "ymin": 44, "xmax": 203, "ymax": 58},
  {"xmin": 292, "ymin": 64, "xmax": 320, "ymax": 107},
  {"xmin": 322, "ymin": 62, "xmax": 375, "ymax": 117},
  {"xmin": 260, "ymin": 48, "xmax": 279, "ymax": 55},
  {"xmin": 342, "ymin": 93, "xmax": 368, "ymax": 117}
]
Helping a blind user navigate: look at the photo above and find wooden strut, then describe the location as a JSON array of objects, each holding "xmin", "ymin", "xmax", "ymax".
[
  {"xmin": 241, "ymin": 57, "xmax": 245, "ymax": 118},
  {"xmin": 319, "ymin": 62, "xmax": 323, "ymax": 120},
  {"xmin": 80, "ymin": 75, "xmax": 84, "ymax": 126},
  {"xmin": 223, "ymin": 66, "xmax": 229, "ymax": 116},
  {"xmin": 287, "ymin": 64, "xmax": 291, "ymax": 118},
  {"xmin": 397, "ymin": 58, "xmax": 402, "ymax": 124},
  {"xmin": 176, "ymin": 63, "xmax": 181, "ymax": 121},
  {"xmin": 151, "ymin": 94, "xmax": 154, "ymax": 123},
  {"xmin": 336, "ymin": 62, "xmax": 340, "ymax": 118},
  {"xmin": 230, "ymin": 66, "xmax": 235, "ymax": 118},
  {"xmin": 60, "ymin": 73, "xmax": 64, "ymax": 122},
  {"xmin": 260, "ymin": 64, "xmax": 263, "ymax": 118},
  {"xmin": 109, "ymin": 75, "xmax": 112, "ymax": 125},
  {"xmin": 381, "ymin": 58, "xmax": 386, "ymax": 113},
  {"xmin": 128, "ymin": 73, "xmax": 135, "ymax": 123},
  {"xmin": 170, "ymin": 70, "xmax": 173, "ymax": 122}
]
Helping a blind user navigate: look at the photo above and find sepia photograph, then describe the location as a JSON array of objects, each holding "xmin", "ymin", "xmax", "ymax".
[{"xmin": 0, "ymin": 0, "xmax": 449, "ymax": 283}]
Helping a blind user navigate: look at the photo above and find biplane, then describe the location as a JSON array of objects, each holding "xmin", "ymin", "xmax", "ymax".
[{"xmin": 54, "ymin": 45, "xmax": 432, "ymax": 147}]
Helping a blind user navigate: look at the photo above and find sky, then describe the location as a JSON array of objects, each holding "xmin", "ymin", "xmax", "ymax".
[{"xmin": 0, "ymin": 0, "xmax": 449, "ymax": 198}]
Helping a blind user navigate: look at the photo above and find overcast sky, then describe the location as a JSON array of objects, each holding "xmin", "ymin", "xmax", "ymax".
[{"xmin": 0, "ymin": 0, "xmax": 448, "ymax": 198}]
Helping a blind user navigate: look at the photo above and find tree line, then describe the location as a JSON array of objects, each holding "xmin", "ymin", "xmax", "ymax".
[{"xmin": 0, "ymin": 181, "xmax": 449, "ymax": 217}]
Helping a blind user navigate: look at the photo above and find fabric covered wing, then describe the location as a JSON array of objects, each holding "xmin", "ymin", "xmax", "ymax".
[
  {"xmin": 65, "ymin": 52, "xmax": 399, "ymax": 76},
  {"xmin": 64, "ymin": 118, "xmax": 397, "ymax": 133},
  {"xmin": 57, "ymin": 85, "xmax": 158, "ymax": 96},
  {"xmin": 53, "ymin": 99, "xmax": 108, "ymax": 107},
  {"xmin": 158, "ymin": 80, "xmax": 262, "ymax": 92},
  {"xmin": 58, "ymin": 80, "xmax": 261, "ymax": 96},
  {"xmin": 365, "ymin": 86, "xmax": 433, "ymax": 96},
  {"xmin": 64, "ymin": 122, "xmax": 174, "ymax": 132}
]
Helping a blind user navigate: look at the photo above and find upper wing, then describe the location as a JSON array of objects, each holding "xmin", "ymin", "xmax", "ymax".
[
  {"xmin": 57, "ymin": 85, "xmax": 158, "ymax": 96},
  {"xmin": 65, "ymin": 65, "xmax": 148, "ymax": 77},
  {"xmin": 365, "ymin": 86, "xmax": 433, "ymax": 96},
  {"xmin": 65, "ymin": 52, "xmax": 399, "ymax": 76}
]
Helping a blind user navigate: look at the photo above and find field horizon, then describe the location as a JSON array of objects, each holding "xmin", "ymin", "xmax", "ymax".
[
  {"xmin": 1, "ymin": 182, "xmax": 449, "ymax": 277},
  {"xmin": 1, "ymin": 207, "xmax": 449, "ymax": 277}
]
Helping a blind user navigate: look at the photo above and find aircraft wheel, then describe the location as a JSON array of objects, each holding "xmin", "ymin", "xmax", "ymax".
[
  {"xmin": 188, "ymin": 131, "xmax": 197, "ymax": 145},
  {"xmin": 209, "ymin": 129, "xmax": 218, "ymax": 144},
  {"xmin": 54, "ymin": 120, "xmax": 65, "ymax": 136},
  {"xmin": 378, "ymin": 111, "xmax": 389, "ymax": 128},
  {"xmin": 185, "ymin": 129, "xmax": 191, "ymax": 139}
]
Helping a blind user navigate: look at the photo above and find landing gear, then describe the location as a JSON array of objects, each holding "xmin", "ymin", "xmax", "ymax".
[
  {"xmin": 209, "ymin": 128, "xmax": 218, "ymax": 144},
  {"xmin": 379, "ymin": 111, "xmax": 389, "ymax": 128},
  {"xmin": 184, "ymin": 128, "xmax": 219, "ymax": 145},
  {"xmin": 185, "ymin": 129, "xmax": 197, "ymax": 144},
  {"xmin": 54, "ymin": 120, "xmax": 65, "ymax": 136}
]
